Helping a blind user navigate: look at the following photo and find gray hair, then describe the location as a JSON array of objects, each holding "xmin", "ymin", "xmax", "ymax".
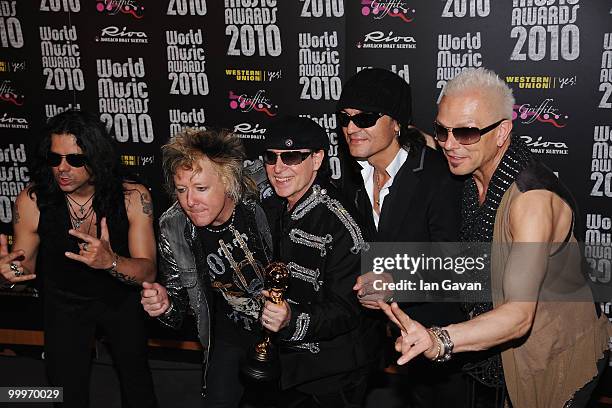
[{"xmin": 441, "ymin": 68, "xmax": 515, "ymax": 120}]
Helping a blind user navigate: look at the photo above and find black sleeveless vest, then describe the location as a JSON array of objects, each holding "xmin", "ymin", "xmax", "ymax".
[{"xmin": 37, "ymin": 192, "xmax": 134, "ymax": 301}]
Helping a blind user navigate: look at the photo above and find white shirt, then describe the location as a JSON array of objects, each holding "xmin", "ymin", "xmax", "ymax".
[{"xmin": 358, "ymin": 148, "xmax": 409, "ymax": 230}]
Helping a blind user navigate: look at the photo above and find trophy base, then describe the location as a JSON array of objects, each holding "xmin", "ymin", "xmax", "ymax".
[{"xmin": 240, "ymin": 346, "xmax": 280, "ymax": 382}]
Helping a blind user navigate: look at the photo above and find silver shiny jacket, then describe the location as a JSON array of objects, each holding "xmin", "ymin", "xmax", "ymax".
[
  {"xmin": 156, "ymin": 199, "xmax": 272, "ymax": 395},
  {"xmin": 157, "ymin": 201, "xmax": 210, "ymax": 394}
]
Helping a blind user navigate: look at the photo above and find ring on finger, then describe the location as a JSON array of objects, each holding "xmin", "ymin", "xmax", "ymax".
[
  {"xmin": 10, "ymin": 262, "xmax": 23, "ymax": 277},
  {"xmin": 82, "ymin": 243, "xmax": 89, "ymax": 251}
]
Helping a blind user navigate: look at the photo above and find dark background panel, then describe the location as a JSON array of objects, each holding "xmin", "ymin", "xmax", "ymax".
[{"xmin": 0, "ymin": 0, "xmax": 610, "ymax": 353}]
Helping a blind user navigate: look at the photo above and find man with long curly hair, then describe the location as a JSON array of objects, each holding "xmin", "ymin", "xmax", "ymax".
[{"xmin": 0, "ymin": 110, "xmax": 158, "ymax": 407}]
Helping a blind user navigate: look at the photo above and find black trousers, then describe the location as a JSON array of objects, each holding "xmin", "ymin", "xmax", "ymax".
[
  {"xmin": 394, "ymin": 357, "xmax": 469, "ymax": 408},
  {"xmin": 203, "ymin": 338, "xmax": 247, "ymax": 408},
  {"xmin": 44, "ymin": 290, "xmax": 157, "ymax": 408},
  {"xmin": 279, "ymin": 368, "xmax": 370, "ymax": 408},
  {"xmin": 203, "ymin": 337, "xmax": 277, "ymax": 408}
]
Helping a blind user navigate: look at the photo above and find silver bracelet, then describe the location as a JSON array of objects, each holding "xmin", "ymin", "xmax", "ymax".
[
  {"xmin": 163, "ymin": 301, "xmax": 174, "ymax": 316},
  {"xmin": 106, "ymin": 253, "xmax": 118, "ymax": 273},
  {"xmin": 428, "ymin": 326, "xmax": 454, "ymax": 362}
]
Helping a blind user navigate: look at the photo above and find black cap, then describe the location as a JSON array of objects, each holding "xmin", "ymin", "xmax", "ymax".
[
  {"xmin": 337, "ymin": 68, "xmax": 412, "ymax": 125},
  {"xmin": 264, "ymin": 115, "xmax": 329, "ymax": 151}
]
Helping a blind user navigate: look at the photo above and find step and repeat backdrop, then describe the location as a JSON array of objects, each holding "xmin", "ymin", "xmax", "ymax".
[{"xmin": 0, "ymin": 0, "xmax": 611, "ymax": 348}]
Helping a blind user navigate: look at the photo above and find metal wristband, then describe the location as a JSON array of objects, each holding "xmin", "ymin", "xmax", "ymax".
[
  {"xmin": 162, "ymin": 301, "xmax": 174, "ymax": 317},
  {"xmin": 428, "ymin": 326, "xmax": 454, "ymax": 363},
  {"xmin": 429, "ymin": 334, "xmax": 442, "ymax": 360},
  {"xmin": 106, "ymin": 253, "xmax": 118, "ymax": 273}
]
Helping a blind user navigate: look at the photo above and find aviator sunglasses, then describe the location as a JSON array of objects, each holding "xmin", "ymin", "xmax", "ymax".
[
  {"xmin": 46, "ymin": 152, "xmax": 88, "ymax": 168},
  {"xmin": 263, "ymin": 150, "xmax": 313, "ymax": 166},
  {"xmin": 338, "ymin": 111, "xmax": 383, "ymax": 129},
  {"xmin": 433, "ymin": 119, "xmax": 505, "ymax": 145}
]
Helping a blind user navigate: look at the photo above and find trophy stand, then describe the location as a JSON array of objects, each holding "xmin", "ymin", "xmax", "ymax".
[{"xmin": 241, "ymin": 262, "xmax": 289, "ymax": 382}]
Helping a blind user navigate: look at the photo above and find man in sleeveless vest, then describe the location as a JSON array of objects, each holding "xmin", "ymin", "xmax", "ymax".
[
  {"xmin": 337, "ymin": 67, "xmax": 469, "ymax": 407},
  {"xmin": 378, "ymin": 68, "xmax": 612, "ymax": 408},
  {"xmin": 261, "ymin": 116, "xmax": 381, "ymax": 407},
  {"xmin": 140, "ymin": 128, "xmax": 274, "ymax": 408},
  {"xmin": 0, "ymin": 110, "xmax": 158, "ymax": 407}
]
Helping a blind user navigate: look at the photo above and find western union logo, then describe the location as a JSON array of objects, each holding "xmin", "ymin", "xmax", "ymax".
[
  {"xmin": 505, "ymin": 76, "xmax": 553, "ymax": 89},
  {"xmin": 225, "ymin": 69, "xmax": 263, "ymax": 82}
]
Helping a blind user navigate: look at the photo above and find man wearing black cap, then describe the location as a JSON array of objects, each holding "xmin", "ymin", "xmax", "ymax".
[
  {"xmin": 260, "ymin": 115, "xmax": 381, "ymax": 407},
  {"xmin": 337, "ymin": 68, "xmax": 468, "ymax": 407}
]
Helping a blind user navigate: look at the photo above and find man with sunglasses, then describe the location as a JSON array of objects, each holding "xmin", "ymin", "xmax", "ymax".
[
  {"xmin": 261, "ymin": 116, "xmax": 381, "ymax": 407},
  {"xmin": 378, "ymin": 68, "xmax": 612, "ymax": 408},
  {"xmin": 0, "ymin": 110, "xmax": 158, "ymax": 407},
  {"xmin": 337, "ymin": 68, "xmax": 468, "ymax": 407}
]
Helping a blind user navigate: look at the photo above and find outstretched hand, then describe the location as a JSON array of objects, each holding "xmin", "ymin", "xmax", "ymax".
[
  {"xmin": 378, "ymin": 301, "xmax": 436, "ymax": 365},
  {"xmin": 65, "ymin": 217, "xmax": 115, "ymax": 269},
  {"xmin": 0, "ymin": 234, "xmax": 35, "ymax": 284}
]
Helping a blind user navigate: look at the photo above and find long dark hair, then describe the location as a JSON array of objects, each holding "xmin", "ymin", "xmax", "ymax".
[{"xmin": 28, "ymin": 110, "xmax": 127, "ymax": 222}]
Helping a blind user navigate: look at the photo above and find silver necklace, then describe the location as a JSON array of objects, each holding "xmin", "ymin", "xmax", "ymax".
[
  {"xmin": 66, "ymin": 193, "xmax": 94, "ymax": 216},
  {"xmin": 205, "ymin": 208, "xmax": 236, "ymax": 233},
  {"xmin": 65, "ymin": 194, "xmax": 95, "ymax": 229}
]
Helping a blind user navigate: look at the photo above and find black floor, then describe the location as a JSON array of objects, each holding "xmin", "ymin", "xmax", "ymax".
[
  {"xmin": 0, "ymin": 345, "xmax": 408, "ymax": 408},
  {"xmin": 1, "ymin": 345, "xmax": 610, "ymax": 408},
  {"xmin": 0, "ymin": 349, "xmax": 203, "ymax": 408}
]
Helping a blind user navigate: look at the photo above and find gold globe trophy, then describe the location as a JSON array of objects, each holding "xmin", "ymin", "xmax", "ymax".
[{"xmin": 241, "ymin": 262, "xmax": 290, "ymax": 381}]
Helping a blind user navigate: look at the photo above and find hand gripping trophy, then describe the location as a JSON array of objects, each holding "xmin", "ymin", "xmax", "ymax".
[{"xmin": 241, "ymin": 261, "xmax": 289, "ymax": 381}]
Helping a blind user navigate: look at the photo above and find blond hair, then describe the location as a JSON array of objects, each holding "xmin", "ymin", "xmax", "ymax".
[
  {"xmin": 442, "ymin": 68, "xmax": 515, "ymax": 120},
  {"xmin": 162, "ymin": 128, "xmax": 256, "ymax": 202}
]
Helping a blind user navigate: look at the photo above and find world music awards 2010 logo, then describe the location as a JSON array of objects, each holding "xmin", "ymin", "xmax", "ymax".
[
  {"xmin": 360, "ymin": 0, "xmax": 415, "ymax": 22},
  {"xmin": 228, "ymin": 90, "xmax": 278, "ymax": 117},
  {"xmin": 96, "ymin": 0, "xmax": 144, "ymax": 19},
  {"xmin": 512, "ymin": 98, "xmax": 568, "ymax": 128}
]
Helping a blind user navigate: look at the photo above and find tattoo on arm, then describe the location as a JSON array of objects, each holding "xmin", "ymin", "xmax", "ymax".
[
  {"xmin": 140, "ymin": 192, "xmax": 153, "ymax": 218},
  {"xmin": 108, "ymin": 269, "xmax": 139, "ymax": 286}
]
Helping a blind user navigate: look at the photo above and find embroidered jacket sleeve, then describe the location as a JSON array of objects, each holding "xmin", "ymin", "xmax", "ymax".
[
  {"xmin": 278, "ymin": 193, "xmax": 367, "ymax": 344},
  {"xmin": 156, "ymin": 222, "xmax": 190, "ymax": 330}
]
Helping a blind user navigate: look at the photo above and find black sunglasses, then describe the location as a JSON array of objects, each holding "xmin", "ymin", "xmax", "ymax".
[
  {"xmin": 263, "ymin": 150, "xmax": 313, "ymax": 166},
  {"xmin": 433, "ymin": 119, "xmax": 505, "ymax": 145},
  {"xmin": 46, "ymin": 152, "xmax": 88, "ymax": 168},
  {"xmin": 338, "ymin": 111, "xmax": 383, "ymax": 128}
]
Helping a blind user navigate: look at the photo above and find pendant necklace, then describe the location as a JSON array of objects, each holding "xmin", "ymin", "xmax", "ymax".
[
  {"xmin": 66, "ymin": 193, "xmax": 94, "ymax": 216},
  {"xmin": 66, "ymin": 194, "xmax": 95, "ymax": 230}
]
